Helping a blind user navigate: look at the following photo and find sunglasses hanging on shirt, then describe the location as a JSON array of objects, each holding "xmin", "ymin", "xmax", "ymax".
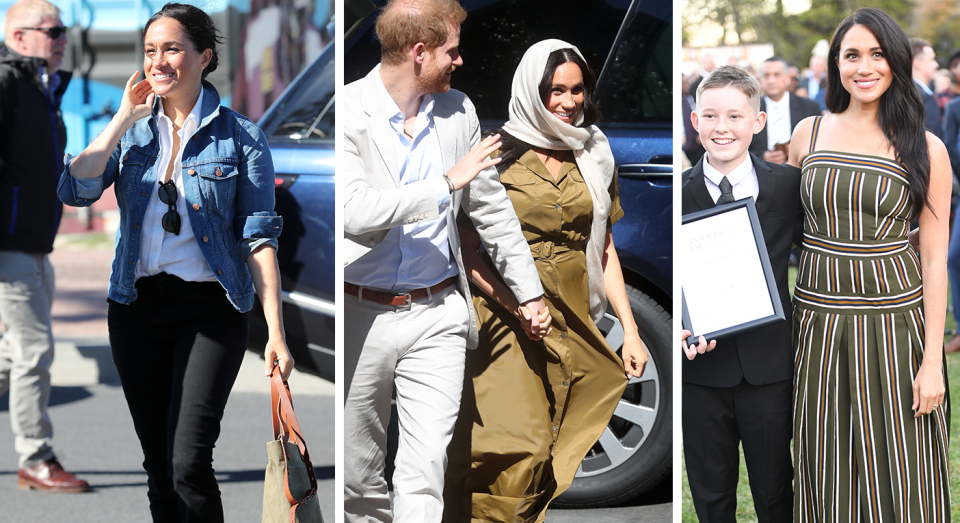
[{"xmin": 157, "ymin": 180, "xmax": 181, "ymax": 235}]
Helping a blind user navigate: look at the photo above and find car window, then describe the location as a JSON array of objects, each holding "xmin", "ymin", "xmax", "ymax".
[
  {"xmin": 594, "ymin": 1, "xmax": 672, "ymax": 126},
  {"xmin": 259, "ymin": 49, "xmax": 336, "ymax": 142}
]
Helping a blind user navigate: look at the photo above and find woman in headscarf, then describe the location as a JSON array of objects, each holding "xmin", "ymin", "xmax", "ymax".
[{"xmin": 442, "ymin": 39, "xmax": 649, "ymax": 522}]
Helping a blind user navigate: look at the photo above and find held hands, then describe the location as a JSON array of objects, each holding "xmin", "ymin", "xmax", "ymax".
[
  {"xmin": 120, "ymin": 71, "xmax": 155, "ymax": 126},
  {"xmin": 517, "ymin": 297, "xmax": 552, "ymax": 340},
  {"xmin": 264, "ymin": 338, "xmax": 295, "ymax": 381},
  {"xmin": 446, "ymin": 133, "xmax": 502, "ymax": 190},
  {"xmin": 681, "ymin": 329, "xmax": 716, "ymax": 360},
  {"xmin": 622, "ymin": 334, "xmax": 648, "ymax": 379},
  {"xmin": 912, "ymin": 362, "xmax": 945, "ymax": 417}
]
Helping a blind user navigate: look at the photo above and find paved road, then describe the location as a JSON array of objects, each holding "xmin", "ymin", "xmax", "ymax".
[
  {"xmin": 0, "ymin": 342, "xmax": 334, "ymax": 522},
  {"xmin": 0, "ymin": 241, "xmax": 335, "ymax": 521}
]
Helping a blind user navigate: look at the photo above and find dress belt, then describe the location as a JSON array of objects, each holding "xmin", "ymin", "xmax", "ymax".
[
  {"xmin": 344, "ymin": 277, "xmax": 456, "ymax": 307},
  {"xmin": 529, "ymin": 239, "xmax": 586, "ymax": 258}
]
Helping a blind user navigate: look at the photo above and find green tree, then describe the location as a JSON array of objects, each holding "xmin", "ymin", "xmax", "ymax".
[{"xmin": 684, "ymin": 0, "xmax": 917, "ymax": 67}]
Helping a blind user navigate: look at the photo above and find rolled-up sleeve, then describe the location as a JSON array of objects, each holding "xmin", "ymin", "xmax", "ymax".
[
  {"xmin": 234, "ymin": 118, "xmax": 282, "ymax": 259},
  {"xmin": 57, "ymin": 146, "xmax": 120, "ymax": 207}
]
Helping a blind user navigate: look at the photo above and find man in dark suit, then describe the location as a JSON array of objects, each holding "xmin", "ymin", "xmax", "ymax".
[
  {"xmin": 684, "ymin": 65, "xmax": 802, "ymax": 522},
  {"xmin": 940, "ymin": 96, "xmax": 960, "ymax": 353},
  {"xmin": 911, "ymin": 37, "xmax": 943, "ymax": 139},
  {"xmin": 748, "ymin": 56, "xmax": 822, "ymax": 164}
]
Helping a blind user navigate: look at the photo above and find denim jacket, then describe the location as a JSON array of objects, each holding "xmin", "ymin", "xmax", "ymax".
[{"xmin": 57, "ymin": 81, "xmax": 282, "ymax": 312}]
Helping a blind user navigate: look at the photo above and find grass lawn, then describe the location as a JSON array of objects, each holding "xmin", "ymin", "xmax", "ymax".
[{"xmin": 681, "ymin": 267, "xmax": 960, "ymax": 521}]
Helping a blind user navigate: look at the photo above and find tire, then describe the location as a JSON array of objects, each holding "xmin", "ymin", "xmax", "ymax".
[{"xmin": 553, "ymin": 284, "xmax": 672, "ymax": 508}]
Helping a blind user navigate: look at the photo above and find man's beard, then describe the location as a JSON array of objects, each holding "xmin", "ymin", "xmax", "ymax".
[{"xmin": 416, "ymin": 60, "xmax": 452, "ymax": 94}]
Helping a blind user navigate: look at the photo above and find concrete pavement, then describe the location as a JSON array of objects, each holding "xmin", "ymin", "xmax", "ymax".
[{"xmin": 0, "ymin": 238, "xmax": 334, "ymax": 521}]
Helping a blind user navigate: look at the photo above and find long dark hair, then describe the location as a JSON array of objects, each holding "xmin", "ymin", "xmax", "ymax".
[
  {"xmin": 825, "ymin": 7, "xmax": 931, "ymax": 219},
  {"xmin": 143, "ymin": 3, "xmax": 224, "ymax": 80},
  {"xmin": 490, "ymin": 48, "xmax": 601, "ymax": 174}
]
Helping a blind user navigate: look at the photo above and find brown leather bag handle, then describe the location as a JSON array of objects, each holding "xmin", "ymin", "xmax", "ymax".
[{"xmin": 270, "ymin": 367, "xmax": 319, "ymax": 523}]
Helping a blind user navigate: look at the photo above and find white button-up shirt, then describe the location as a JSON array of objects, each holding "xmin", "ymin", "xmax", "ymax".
[
  {"xmin": 764, "ymin": 92, "xmax": 792, "ymax": 150},
  {"xmin": 703, "ymin": 153, "xmax": 759, "ymax": 204},
  {"xmin": 136, "ymin": 91, "xmax": 217, "ymax": 282},
  {"xmin": 344, "ymin": 67, "xmax": 458, "ymax": 291}
]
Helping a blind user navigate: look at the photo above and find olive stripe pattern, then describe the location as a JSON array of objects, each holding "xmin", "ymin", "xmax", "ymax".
[{"xmin": 793, "ymin": 124, "xmax": 950, "ymax": 522}]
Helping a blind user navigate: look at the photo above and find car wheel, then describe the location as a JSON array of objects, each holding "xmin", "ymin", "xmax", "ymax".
[{"xmin": 553, "ymin": 284, "xmax": 672, "ymax": 507}]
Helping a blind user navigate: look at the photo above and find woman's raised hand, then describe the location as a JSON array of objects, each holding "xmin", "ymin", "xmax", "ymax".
[{"xmin": 120, "ymin": 71, "xmax": 155, "ymax": 125}]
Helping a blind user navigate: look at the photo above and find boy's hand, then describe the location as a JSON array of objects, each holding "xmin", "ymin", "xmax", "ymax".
[{"xmin": 681, "ymin": 329, "xmax": 716, "ymax": 360}]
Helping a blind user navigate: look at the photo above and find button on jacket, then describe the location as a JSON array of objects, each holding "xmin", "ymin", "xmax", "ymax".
[{"xmin": 57, "ymin": 81, "xmax": 281, "ymax": 312}]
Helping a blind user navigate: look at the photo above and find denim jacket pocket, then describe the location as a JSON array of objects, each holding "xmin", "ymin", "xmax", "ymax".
[
  {"xmin": 118, "ymin": 146, "xmax": 150, "ymax": 202},
  {"xmin": 195, "ymin": 160, "xmax": 239, "ymax": 214}
]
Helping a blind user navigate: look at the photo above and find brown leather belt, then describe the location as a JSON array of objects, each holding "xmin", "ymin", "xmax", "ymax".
[{"xmin": 344, "ymin": 277, "xmax": 456, "ymax": 307}]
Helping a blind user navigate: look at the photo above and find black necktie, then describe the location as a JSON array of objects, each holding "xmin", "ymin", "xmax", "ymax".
[{"xmin": 717, "ymin": 177, "xmax": 735, "ymax": 205}]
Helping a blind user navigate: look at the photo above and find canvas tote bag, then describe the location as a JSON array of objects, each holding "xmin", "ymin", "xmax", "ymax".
[{"xmin": 262, "ymin": 367, "xmax": 324, "ymax": 523}]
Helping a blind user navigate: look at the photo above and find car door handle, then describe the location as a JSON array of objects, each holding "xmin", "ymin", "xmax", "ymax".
[{"xmin": 616, "ymin": 164, "xmax": 673, "ymax": 180}]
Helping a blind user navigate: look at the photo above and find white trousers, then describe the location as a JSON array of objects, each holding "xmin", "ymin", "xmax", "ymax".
[
  {"xmin": 0, "ymin": 251, "xmax": 56, "ymax": 468},
  {"xmin": 343, "ymin": 285, "xmax": 469, "ymax": 523}
]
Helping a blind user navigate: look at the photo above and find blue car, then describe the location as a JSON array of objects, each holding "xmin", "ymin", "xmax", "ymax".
[
  {"xmin": 247, "ymin": 42, "xmax": 336, "ymax": 382},
  {"xmin": 344, "ymin": 0, "xmax": 673, "ymax": 507}
]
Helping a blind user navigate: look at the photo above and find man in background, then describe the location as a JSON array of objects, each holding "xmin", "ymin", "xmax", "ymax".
[
  {"xmin": 911, "ymin": 37, "xmax": 943, "ymax": 139},
  {"xmin": 748, "ymin": 56, "xmax": 821, "ymax": 164},
  {"xmin": 0, "ymin": 0, "xmax": 89, "ymax": 492}
]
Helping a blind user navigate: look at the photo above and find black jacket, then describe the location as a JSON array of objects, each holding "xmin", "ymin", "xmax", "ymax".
[
  {"xmin": 748, "ymin": 94, "xmax": 822, "ymax": 159},
  {"xmin": 0, "ymin": 47, "xmax": 71, "ymax": 253},
  {"xmin": 915, "ymin": 79, "xmax": 943, "ymax": 141},
  {"xmin": 681, "ymin": 154, "xmax": 803, "ymax": 387}
]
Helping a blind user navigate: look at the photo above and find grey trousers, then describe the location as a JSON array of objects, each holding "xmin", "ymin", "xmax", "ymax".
[
  {"xmin": 344, "ymin": 285, "xmax": 469, "ymax": 523},
  {"xmin": 0, "ymin": 251, "xmax": 56, "ymax": 468}
]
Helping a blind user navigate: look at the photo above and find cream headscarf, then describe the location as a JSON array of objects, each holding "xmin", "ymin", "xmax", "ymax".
[{"xmin": 501, "ymin": 39, "xmax": 615, "ymax": 323}]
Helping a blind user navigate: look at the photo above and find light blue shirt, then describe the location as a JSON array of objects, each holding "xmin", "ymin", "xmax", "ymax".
[{"xmin": 344, "ymin": 70, "xmax": 457, "ymax": 291}]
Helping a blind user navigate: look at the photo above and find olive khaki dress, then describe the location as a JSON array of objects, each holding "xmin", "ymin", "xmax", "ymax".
[
  {"xmin": 443, "ymin": 149, "xmax": 628, "ymax": 523},
  {"xmin": 793, "ymin": 117, "xmax": 950, "ymax": 522}
]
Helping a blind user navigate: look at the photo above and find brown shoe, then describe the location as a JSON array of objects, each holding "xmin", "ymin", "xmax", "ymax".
[
  {"xmin": 947, "ymin": 335, "xmax": 960, "ymax": 354},
  {"xmin": 18, "ymin": 459, "xmax": 90, "ymax": 493}
]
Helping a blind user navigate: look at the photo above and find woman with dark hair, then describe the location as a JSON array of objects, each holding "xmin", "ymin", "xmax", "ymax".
[
  {"xmin": 57, "ymin": 3, "xmax": 292, "ymax": 521},
  {"xmin": 787, "ymin": 7, "xmax": 951, "ymax": 519},
  {"xmin": 442, "ymin": 40, "xmax": 649, "ymax": 522}
]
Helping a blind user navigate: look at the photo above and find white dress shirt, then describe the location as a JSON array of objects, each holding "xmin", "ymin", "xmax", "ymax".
[
  {"xmin": 343, "ymin": 67, "xmax": 458, "ymax": 291},
  {"xmin": 136, "ymin": 91, "xmax": 217, "ymax": 282},
  {"xmin": 702, "ymin": 153, "xmax": 759, "ymax": 203},
  {"xmin": 764, "ymin": 92, "xmax": 792, "ymax": 150}
]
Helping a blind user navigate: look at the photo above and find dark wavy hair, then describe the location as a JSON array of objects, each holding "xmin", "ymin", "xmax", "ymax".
[
  {"xmin": 143, "ymin": 3, "xmax": 224, "ymax": 80},
  {"xmin": 825, "ymin": 7, "xmax": 931, "ymax": 219},
  {"xmin": 490, "ymin": 48, "xmax": 601, "ymax": 173}
]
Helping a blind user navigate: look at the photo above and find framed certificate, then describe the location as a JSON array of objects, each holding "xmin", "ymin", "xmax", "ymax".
[{"xmin": 681, "ymin": 198, "xmax": 785, "ymax": 344}]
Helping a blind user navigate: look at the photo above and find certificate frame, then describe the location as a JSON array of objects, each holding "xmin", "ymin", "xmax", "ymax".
[{"xmin": 681, "ymin": 198, "xmax": 785, "ymax": 345}]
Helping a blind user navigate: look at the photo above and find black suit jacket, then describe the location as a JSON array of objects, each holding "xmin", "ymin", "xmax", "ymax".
[
  {"xmin": 943, "ymin": 96, "xmax": 960, "ymax": 179},
  {"xmin": 916, "ymin": 80, "xmax": 943, "ymax": 140},
  {"xmin": 681, "ymin": 154, "xmax": 803, "ymax": 387},
  {"xmin": 748, "ymin": 94, "xmax": 823, "ymax": 158}
]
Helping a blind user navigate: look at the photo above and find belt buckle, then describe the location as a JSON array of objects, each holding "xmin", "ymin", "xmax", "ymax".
[
  {"xmin": 542, "ymin": 241, "xmax": 554, "ymax": 258},
  {"xmin": 397, "ymin": 292, "xmax": 412, "ymax": 306}
]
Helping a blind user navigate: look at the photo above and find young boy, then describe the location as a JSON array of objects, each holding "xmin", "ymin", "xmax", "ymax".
[{"xmin": 682, "ymin": 65, "xmax": 802, "ymax": 522}]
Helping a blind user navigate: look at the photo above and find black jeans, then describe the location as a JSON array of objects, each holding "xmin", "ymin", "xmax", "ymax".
[{"xmin": 108, "ymin": 274, "xmax": 248, "ymax": 523}]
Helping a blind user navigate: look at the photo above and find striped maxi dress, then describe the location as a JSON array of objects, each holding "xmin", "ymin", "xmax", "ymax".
[{"xmin": 793, "ymin": 117, "xmax": 950, "ymax": 522}]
